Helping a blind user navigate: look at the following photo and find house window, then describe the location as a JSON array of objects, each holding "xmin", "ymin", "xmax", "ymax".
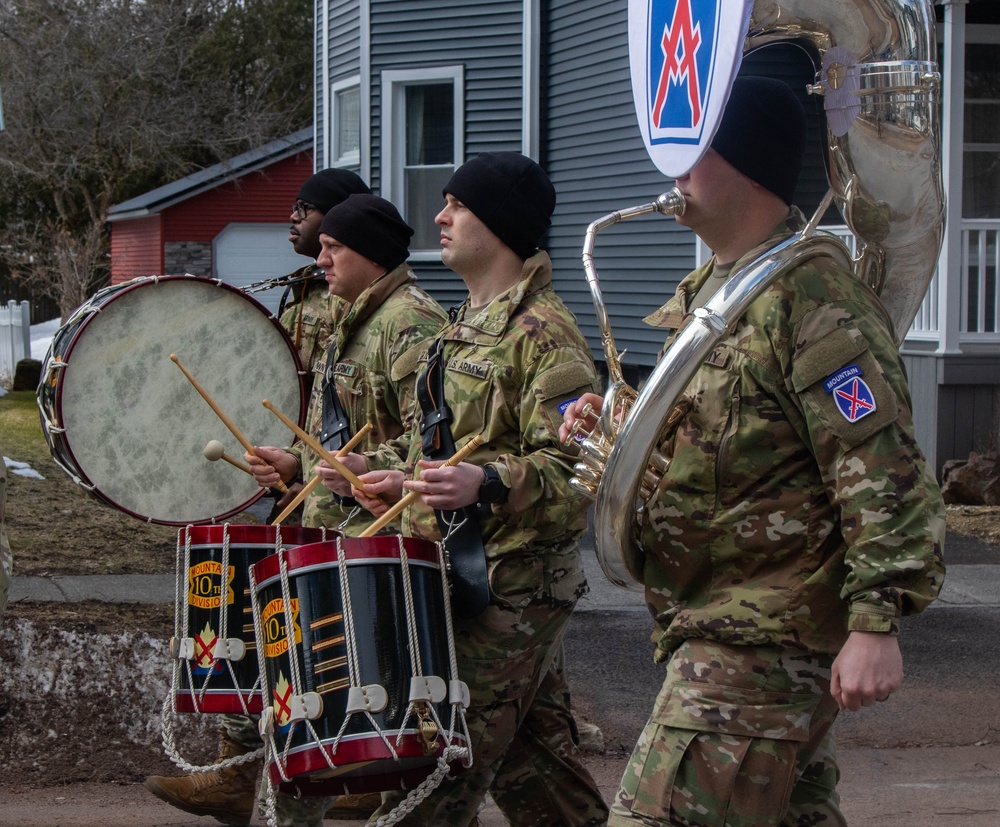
[
  {"xmin": 331, "ymin": 78, "xmax": 361, "ymax": 170},
  {"xmin": 382, "ymin": 67, "xmax": 464, "ymax": 257},
  {"xmin": 964, "ymin": 42, "xmax": 1000, "ymax": 218}
]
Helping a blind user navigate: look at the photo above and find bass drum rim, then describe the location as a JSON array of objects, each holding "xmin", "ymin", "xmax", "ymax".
[{"xmin": 37, "ymin": 275, "xmax": 307, "ymax": 526}]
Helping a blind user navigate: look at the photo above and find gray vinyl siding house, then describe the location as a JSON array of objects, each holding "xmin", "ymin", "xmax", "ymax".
[{"xmin": 314, "ymin": 0, "xmax": 1000, "ymax": 477}]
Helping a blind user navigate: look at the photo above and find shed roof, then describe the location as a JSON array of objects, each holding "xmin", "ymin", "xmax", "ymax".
[{"xmin": 107, "ymin": 128, "xmax": 313, "ymax": 222}]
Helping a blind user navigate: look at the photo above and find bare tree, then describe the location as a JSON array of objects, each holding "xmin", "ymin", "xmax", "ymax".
[{"xmin": 0, "ymin": 0, "xmax": 307, "ymax": 319}]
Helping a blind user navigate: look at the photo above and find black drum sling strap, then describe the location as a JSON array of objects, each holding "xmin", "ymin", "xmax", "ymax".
[
  {"xmin": 416, "ymin": 318, "xmax": 490, "ymax": 619},
  {"xmin": 319, "ymin": 340, "xmax": 356, "ymax": 506},
  {"xmin": 320, "ymin": 342, "xmax": 352, "ymax": 452}
]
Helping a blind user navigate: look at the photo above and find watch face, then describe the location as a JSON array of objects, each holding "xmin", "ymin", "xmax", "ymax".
[{"xmin": 480, "ymin": 466, "xmax": 506, "ymax": 504}]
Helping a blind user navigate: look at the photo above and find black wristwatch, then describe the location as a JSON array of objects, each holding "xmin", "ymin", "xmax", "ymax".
[{"xmin": 478, "ymin": 463, "xmax": 510, "ymax": 507}]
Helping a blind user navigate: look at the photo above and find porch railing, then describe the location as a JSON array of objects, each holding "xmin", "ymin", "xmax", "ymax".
[
  {"xmin": 824, "ymin": 221, "xmax": 1000, "ymax": 343},
  {"xmin": 960, "ymin": 220, "xmax": 1000, "ymax": 339}
]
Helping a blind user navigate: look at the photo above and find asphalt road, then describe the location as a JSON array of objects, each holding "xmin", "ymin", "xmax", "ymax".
[{"xmin": 3, "ymin": 529, "xmax": 999, "ymax": 826}]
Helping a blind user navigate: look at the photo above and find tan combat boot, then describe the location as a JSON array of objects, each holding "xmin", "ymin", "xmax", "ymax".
[
  {"xmin": 144, "ymin": 731, "xmax": 262, "ymax": 826},
  {"xmin": 326, "ymin": 792, "xmax": 383, "ymax": 820}
]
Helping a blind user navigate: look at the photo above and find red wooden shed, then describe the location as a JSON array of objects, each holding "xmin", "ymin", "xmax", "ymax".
[{"xmin": 107, "ymin": 129, "xmax": 315, "ymax": 313}]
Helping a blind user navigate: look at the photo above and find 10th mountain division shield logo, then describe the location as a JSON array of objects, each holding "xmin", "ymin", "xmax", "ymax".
[{"xmin": 628, "ymin": 0, "xmax": 752, "ymax": 178}]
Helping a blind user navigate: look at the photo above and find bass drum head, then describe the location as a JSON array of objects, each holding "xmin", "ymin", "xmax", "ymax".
[{"xmin": 52, "ymin": 276, "xmax": 305, "ymax": 525}]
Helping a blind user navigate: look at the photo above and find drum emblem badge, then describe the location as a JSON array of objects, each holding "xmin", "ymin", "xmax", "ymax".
[
  {"xmin": 187, "ymin": 560, "xmax": 235, "ymax": 609},
  {"xmin": 262, "ymin": 597, "xmax": 301, "ymax": 657},
  {"xmin": 272, "ymin": 672, "xmax": 295, "ymax": 729},
  {"xmin": 193, "ymin": 621, "xmax": 223, "ymax": 673}
]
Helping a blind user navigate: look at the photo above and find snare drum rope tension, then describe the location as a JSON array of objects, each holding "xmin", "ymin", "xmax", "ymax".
[
  {"xmin": 161, "ymin": 525, "xmax": 267, "ymax": 774},
  {"xmin": 251, "ymin": 535, "xmax": 472, "ymax": 827},
  {"xmin": 159, "ymin": 526, "xmax": 330, "ymax": 778}
]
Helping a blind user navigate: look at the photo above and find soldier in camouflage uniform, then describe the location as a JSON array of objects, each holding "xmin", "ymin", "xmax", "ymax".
[
  {"xmin": 144, "ymin": 169, "xmax": 374, "ymax": 827},
  {"xmin": 335, "ymin": 153, "xmax": 608, "ymax": 827},
  {"xmin": 244, "ymin": 194, "xmax": 445, "ymax": 826},
  {"xmin": 562, "ymin": 77, "xmax": 946, "ymax": 827},
  {"xmin": 267, "ymin": 169, "xmax": 372, "ymax": 520},
  {"xmin": 247, "ymin": 192, "xmax": 447, "ymax": 535},
  {"xmin": 0, "ymin": 440, "xmax": 11, "ymax": 620}
]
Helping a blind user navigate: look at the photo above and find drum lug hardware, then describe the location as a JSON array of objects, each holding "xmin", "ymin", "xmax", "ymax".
[
  {"xmin": 416, "ymin": 703, "xmax": 438, "ymax": 753},
  {"xmin": 172, "ymin": 637, "xmax": 196, "ymax": 660},
  {"xmin": 259, "ymin": 707, "xmax": 275, "ymax": 737},
  {"xmin": 346, "ymin": 684, "xmax": 388, "ymax": 715},
  {"xmin": 287, "ymin": 691, "xmax": 324, "ymax": 723},
  {"xmin": 449, "ymin": 679, "xmax": 471, "ymax": 709},
  {"xmin": 213, "ymin": 638, "xmax": 246, "ymax": 662},
  {"xmin": 409, "ymin": 675, "xmax": 447, "ymax": 704}
]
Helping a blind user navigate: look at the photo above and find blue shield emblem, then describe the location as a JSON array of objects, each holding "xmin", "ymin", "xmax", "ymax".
[
  {"xmin": 628, "ymin": 0, "xmax": 752, "ymax": 177},
  {"xmin": 832, "ymin": 377, "xmax": 877, "ymax": 423},
  {"xmin": 646, "ymin": 0, "xmax": 718, "ymax": 139}
]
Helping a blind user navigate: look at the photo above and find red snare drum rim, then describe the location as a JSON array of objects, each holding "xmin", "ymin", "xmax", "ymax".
[
  {"xmin": 251, "ymin": 536, "xmax": 441, "ymax": 587},
  {"xmin": 174, "ymin": 691, "xmax": 263, "ymax": 715},
  {"xmin": 266, "ymin": 728, "xmax": 467, "ymax": 787},
  {"xmin": 180, "ymin": 523, "xmax": 328, "ymax": 547},
  {"xmin": 44, "ymin": 275, "xmax": 308, "ymax": 527}
]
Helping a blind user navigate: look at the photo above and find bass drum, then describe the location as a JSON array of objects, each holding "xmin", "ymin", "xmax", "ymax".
[{"xmin": 37, "ymin": 275, "xmax": 306, "ymax": 525}]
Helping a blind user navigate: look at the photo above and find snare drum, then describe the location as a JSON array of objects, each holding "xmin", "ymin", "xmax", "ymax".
[
  {"xmin": 250, "ymin": 536, "xmax": 469, "ymax": 796},
  {"xmin": 172, "ymin": 524, "xmax": 326, "ymax": 715},
  {"xmin": 37, "ymin": 275, "xmax": 306, "ymax": 525}
]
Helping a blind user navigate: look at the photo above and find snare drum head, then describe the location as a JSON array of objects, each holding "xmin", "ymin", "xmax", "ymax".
[{"xmin": 50, "ymin": 276, "xmax": 305, "ymax": 525}]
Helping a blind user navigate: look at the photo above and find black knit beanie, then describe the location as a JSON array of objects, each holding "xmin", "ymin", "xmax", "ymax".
[
  {"xmin": 319, "ymin": 194, "xmax": 414, "ymax": 271},
  {"xmin": 443, "ymin": 152, "xmax": 556, "ymax": 260},
  {"xmin": 297, "ymin": 168, "xmax": 371, "ymax": 214},
  {"xmin": 710, "ymin": 76, "xmax": 806, "ymax": 206}
]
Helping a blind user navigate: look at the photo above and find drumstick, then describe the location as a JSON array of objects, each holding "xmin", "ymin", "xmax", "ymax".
[
  {"xmin": 270, "ymin": 423, "xmax": 373, "ymax": 526},
  {"xmin": 261, "ymin": 398, "xmax": 376, "ymax": 499},
  {"xmin": 171, "ymin": 353, "xmax": 288, "ymax": 492},
  {"xmin": 358, "ymin": 434, "xmax": 484, "ymax": 538},
  {"xmin": 203, "ymin": 440, "xmax": 253, "ymax": 475}
]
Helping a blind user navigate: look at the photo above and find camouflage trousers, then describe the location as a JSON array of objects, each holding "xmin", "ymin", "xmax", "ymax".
[
  {"xmin": 371, "ymin": 548, "xmax": 608, "ymax": 827},
  {"xmin": 609, "ymin": 641, "xmax": 843, "ymax": 827},
  {"xmin": 220, "ymin": 714, "xmax": 331, "ymax": 827}
]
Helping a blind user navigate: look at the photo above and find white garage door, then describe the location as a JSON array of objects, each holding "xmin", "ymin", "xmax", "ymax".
[{"xmin": 213, "ymin": 223, "xmax": 316, "ymax": 315}]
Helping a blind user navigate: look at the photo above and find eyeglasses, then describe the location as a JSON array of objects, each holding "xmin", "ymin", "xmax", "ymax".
[{"xmin": 291, "ymin": 201, "xmax": 318, "ymax": 221}]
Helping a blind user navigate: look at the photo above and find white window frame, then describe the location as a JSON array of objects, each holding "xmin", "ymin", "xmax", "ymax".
[
  {"xmin": 329, "ymin": 76, "xmax": 362, "ymax": 170},
  {"xmin": 381, "ymin": 66, "xmax": 465, "ymax": 262},
  {"xmin": 962, "ymin": 27, "xmax": 1000, "ymax": 219}
]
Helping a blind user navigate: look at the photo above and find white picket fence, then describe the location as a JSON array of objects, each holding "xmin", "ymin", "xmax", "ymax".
[{"xmin": 0, "ymin": 300, "xmax": 32, "ymax": 384}]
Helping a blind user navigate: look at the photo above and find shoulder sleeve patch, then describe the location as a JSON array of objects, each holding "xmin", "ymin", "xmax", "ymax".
[
  {"xmin": 793, "ymin": 328, "xmax": 899, "ymax": 449},
  {"xmin": 535, "ymin": 360, "xmax": 597, "ymax": 402},
  {"xmin": 390, "ymin": 341, "xmax": 429, "ymax": 382},
  {"xmin": 791, "ymin": 325, "xmax": 868, "ymax": 392}
]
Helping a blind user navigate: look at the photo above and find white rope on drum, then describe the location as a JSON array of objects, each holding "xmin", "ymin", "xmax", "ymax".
[
  {"xmin": 366, "ymin": 534, "xmax": 476, "ymax": 827},
  {"xmin": 435, "ymin": 532, "xmax": 473, "ymax": 761},
  {"xmin": 323, "ymin": 535, "xmax": 398, "ymax": 762},
  {"xmin": 216, "ymin": 524, "xmax": 257, "ymax": 716},
  {"xmin": 248, "ymin": 546, "xmax": 281, "ymax": 827},
  {"xmin": 368, "ymin": 744, "xmax": 471, "ymax": 827},
  {"xmin": 394, "ymin": 535, "xmax": 448, "ymax": 748},
  {"xmin": 159, "ymin": 525, "xmax": 263, "ymax": 774}
]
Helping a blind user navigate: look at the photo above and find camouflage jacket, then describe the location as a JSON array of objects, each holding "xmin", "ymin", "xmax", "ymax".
[
  {"xmin": 291, "ymin": 264, "xmax": 446, "ymax": 532},
  {"xmin": 639, "ymin": 210, "xmax": 946, "ymax": 660},
  {"xmin": 370, "ymin": 252, "xmax": 600, "ymax": 560},
  {"xmin": 277, "ymin": 266, "xmax": 343, "ymax": 395}
]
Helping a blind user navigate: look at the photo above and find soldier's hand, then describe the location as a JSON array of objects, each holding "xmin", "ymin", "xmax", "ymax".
[
  {"xmin": 315, "ymin": 452, "xmax": 369, "ymax": 497},
  {"xmin": 831, "ymin": 631, "xmax": 902, "ymax": 711},
  {"xmin": 559, "ymin": 392, "xmax": 604, "ymax": 443},
  {"xmin": 245, "ymin": 446, "xmax": 298, "ymax": 490},
  {"xmin": 354, "ymin": 469, "xmax": 405, "ymax": 516},
  {"xmin": 405, "ymin": 460, "xmax": 482, "ymax": 511}
]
